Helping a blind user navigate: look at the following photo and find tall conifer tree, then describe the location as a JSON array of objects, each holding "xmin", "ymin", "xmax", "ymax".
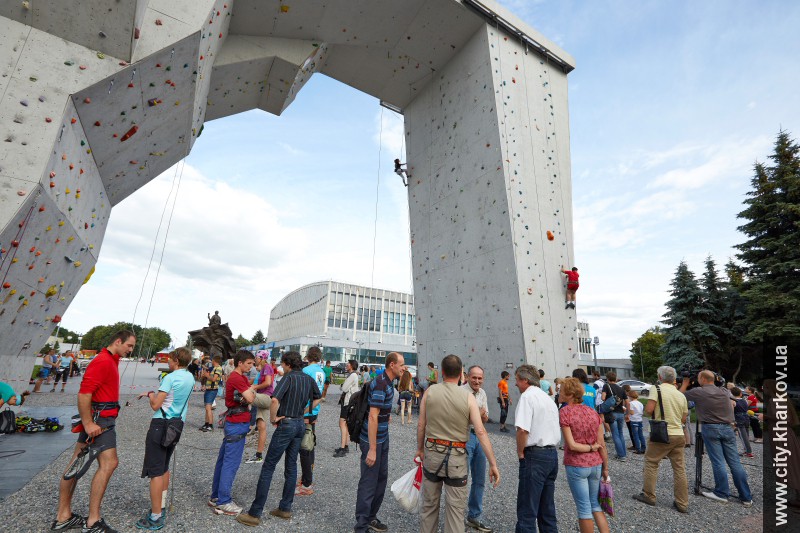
[{"xmin": 660, "ymin": 261, "xmax": 714, "ymax": 370}]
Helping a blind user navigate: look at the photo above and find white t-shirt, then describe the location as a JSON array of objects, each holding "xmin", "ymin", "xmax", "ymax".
[
  {"xmin": 515, "ymin": 384, "xmax": 560, "ymax": 447},
  {"xmin": 629, "ymin": 400, "xmax": 644, "ymax": 423}
]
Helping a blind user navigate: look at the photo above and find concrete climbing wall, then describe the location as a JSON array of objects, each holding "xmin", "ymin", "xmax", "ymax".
[
  {"xmin": 1, "ymin": 1, "xmax": 576, "ymax": 403},
  {"xmin": 406, "ymin": 24, "xmax": 576, "ymax": 418}
]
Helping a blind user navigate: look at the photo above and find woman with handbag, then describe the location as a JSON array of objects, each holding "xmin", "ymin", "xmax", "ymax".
[{"xmin": 559, "ymin": 377, "xmax": 610, "ymax": 533}]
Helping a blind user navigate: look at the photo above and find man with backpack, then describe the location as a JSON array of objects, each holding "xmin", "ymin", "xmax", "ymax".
[
  {"xmin": 353, "ymin": 352, "xmax": 406, "ymax": 532},
  {"xmin": 600, "ymin": 372, "xmax": 629, "ymax": 461}
]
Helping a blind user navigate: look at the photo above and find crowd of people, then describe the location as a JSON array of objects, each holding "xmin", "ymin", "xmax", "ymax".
[{"xmin": 22, "ymin": 328, "xmax": 760, "ymax": 533}]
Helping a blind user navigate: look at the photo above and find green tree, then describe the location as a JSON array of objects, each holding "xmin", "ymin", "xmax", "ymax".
[
  {"xmin": 722, "ymin": 260, "xmax": 757, "ymax": 383},
  {"xmin": 80, "ymin": 322, "xmax": 171, "ymax": 355},
  {"xmin": 629, "ymin": 327, "xmax": 665, "ymax": 383},
  {"xmin": 135, "ymin": 327, "xmax": 172, "ymax": 359},
  {"xmin": 660, "ymin": 261, "xmax": 716, "ymax": 370},
  {"xmin": 251, "ymin": 330, "xmax": 266, "ymax": 345},
  {"xmin": 699, "ymin": 256, "xmax": 730, "ymax": 370},
  {"xmin": 235, "ymin": 334, "xmax": 250, "ymax": 349},
  {"xmin": 735, "ymin": 131, "xmax": 800, "ymax": 340},
  {"xmin": 53, "ymin": 326, "xmax": 81, "ymax": 344}
]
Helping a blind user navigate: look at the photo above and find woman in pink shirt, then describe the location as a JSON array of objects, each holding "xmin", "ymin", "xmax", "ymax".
[{"xmin": 559, "ymin": 377, "xmax": 610, "ymax": 533}]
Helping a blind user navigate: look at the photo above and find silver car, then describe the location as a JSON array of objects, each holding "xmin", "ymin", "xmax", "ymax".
[{"xmin": 618, "ymin": 379, "xmax": 652, "ymax": 397}]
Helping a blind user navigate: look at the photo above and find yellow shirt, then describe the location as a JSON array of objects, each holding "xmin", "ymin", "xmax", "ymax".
[{"xmin": 649, "ymin": 383, "xmax": 688, "ymax": 436}]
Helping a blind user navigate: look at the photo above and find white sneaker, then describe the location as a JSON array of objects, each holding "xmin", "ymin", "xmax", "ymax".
[
  {"xmin": 701, "ymin": 491, "xmax": 728, "ymax": 503},
  {"xmin": 214, "ymin": 502, "xmax": 243, "ymax": 515},
  {"xmin": 742, "ymin": 500, "xmax": 753, "ymax": 507}
]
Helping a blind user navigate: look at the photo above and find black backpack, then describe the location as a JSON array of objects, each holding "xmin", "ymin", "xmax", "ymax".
[
  {"xmin": 345, "ymin": 383, "xmax": 372, "ymax": 444},
  {"xmin": 1, "ymin": 408, "xmax": 17, "ymax": 434}
]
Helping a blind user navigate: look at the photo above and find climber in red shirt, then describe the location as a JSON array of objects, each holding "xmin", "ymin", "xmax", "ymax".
[{"xmin": 561, "ymin": 266, "xmax": 579, "ymax": 309}]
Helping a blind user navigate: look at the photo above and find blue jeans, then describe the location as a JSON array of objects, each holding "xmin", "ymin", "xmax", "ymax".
[
  {"xmin": 516, "ymin": 447, "xmax": 558, "ymax": 533},
  {"xmin": 610, "ymin": 412, "xmax": 627, "ymax": 458},
  {"xmin": 247, "ymin": 417, "xmax": 305, "ymax": 517},
  {"xmin": 565, "ymin": 465, "xmax": 602, "ymax": 519},
  {"xmin": 203, "ymin": 389, "xmax": 217, "ymax": 405},
  {"xmin": 466, "ymin": 432, "xmax": 486, "ymax": 520},
  {"xmin": 630, "ymin": 421, "xmax": 646, "ymax": 453},
  {"xmin": 355, "ymin": 439, "xmax": 390, "ymax": 532},
  {"xmin": 211, "ymin": 421, "xmax": 249, "ymax": 505},
  {"xmin": 701, "ymin": 423, "xmax": 752, "ymax": 502}
]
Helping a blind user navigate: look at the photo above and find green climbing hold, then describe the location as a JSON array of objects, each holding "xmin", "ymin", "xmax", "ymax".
[
  {"xmin": 149, "ymin": 82, "xmax": 155, "ymax": 87},
  {"xmin": 29, "ymin": 76, "xmax": 37, "ymax": 82},
  {"xmin": 80, "ymin": 140, "xmax": 85, "ymax": 146},
  {"xmin": 183, "ymin": 63, "xmax": 189, "ymax": 68},
  {"xmin": 120, "ymin": 111, "xmax": 126, "ymax": 115},
  {"xmin": 166, "ymin": 66, "xmax": 171, "ymax": 71},
  {"xmin": 64, "ymin": 60, "xmax": 74, "ymax": 66}
]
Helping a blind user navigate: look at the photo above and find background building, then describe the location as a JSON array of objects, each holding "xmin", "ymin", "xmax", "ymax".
[
  {"xmin": 575, "ymin": 320, "xmax": 634, "ymax": 379},
  {"xmin": 264, "ymin": 281, "xmax": 417, "ymax": 366}
]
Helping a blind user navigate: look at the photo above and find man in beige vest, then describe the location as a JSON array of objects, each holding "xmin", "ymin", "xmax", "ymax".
[{"xmin": 416, "ymin": 355, "xmax": 500, "ymax": 533}]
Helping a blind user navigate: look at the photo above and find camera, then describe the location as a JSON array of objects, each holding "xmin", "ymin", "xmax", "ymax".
[
  {"xmin": 232, "ymin": 389, "xmax": 247, "ymax": 405},
  {"xmin": 676, "ymin": 367, "xmax": 725, "ymax": 390}
]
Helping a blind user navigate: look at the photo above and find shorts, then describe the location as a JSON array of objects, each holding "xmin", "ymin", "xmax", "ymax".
[
  {"xmin": 77, "ymin": 416, "xmax": 117, "ymax": 451},
  {"xmin": 38, "ymin": 367, "xmax": 51, "ymax": 378},
  {"xmin": 340, "ymin": 404, "xmax": 350, "ymax": 419},
  {"xmin": 204, "ymin": 389, "xmax": 218, "ymax": 405},
  {"xmin": 141, "ymin": 419, "xmax": 175, "ymax": 478},
  {"xmin": 324, "ymin": 378, "xmax": 331, "ymax": 385},
  {"xmin": 252, "ymin": 393, "xmax": 272, "ymax": 422},
  {"xmin": 399, "ymin": 391, "xmax": 413, "ymax": 402},
  {"xmin": 567, "ymin": 283, "xmax": 579, "ymax": 291}
]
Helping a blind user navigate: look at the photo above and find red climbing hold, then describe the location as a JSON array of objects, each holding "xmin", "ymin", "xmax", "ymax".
[
  {"xmin": 120, "ymin": 125, "xmax": 138, "ymax": 142},
  {"xmin": 50, "ymin": 171, "xmax": 56, "ymax": 178},
  {"xmin": 45, "ymin": 117, "xmax": 52, "ymax": 123},
  {"xmin": 52, "ymin": 315, "xmax": 62, "ymax": 324},
  {"xmin": 11, "ymin": 241, "xmax": 19, "ymax": 247},
  {"xmin": 83, "ymin": 98, "xmax": 91, "ymax": 104},
  {"xmin": 29, "ymin": 247, "xmax": 36, "ymax": 253},
  {"xmin": 2, "ymin": 283, "xmax": 10, "ymax": 289},
  {"xmin": 128, "ymin": 83, "xmax": 134, "ymax": 88},
  {"xmin": 155, "ymin": 19, "xmax": 163, "ymax": 25},
  {"xmin": 94, "ymin": 121, "xmax": 101, "ymax": 127},
  {"xmin": 38, "ymin": 206, "xmax": 45, "ymax": 212},
  {"xmin": 130, "ymin": 160, "xmax": 138, "ymax": 165},
  {"xmin": 71, "ymin": 118, "xmax": 77, "ymax": 124},
  {"xmin": 49, "ymin": 181, "xmax": 55, "ymax": 188}
]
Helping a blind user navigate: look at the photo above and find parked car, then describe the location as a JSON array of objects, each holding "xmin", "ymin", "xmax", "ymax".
[
  {"xmin": 331, "ymin": 362, "xmax": 349, "ymax": 377},
  {"xmin": 618, "ymin": 379, "xmax": 652, "ymax": 397}
]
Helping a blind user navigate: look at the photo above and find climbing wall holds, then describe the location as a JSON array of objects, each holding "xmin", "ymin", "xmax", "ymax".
[
  {"xmin": 120, "ymin": 125, "xmax": 139, "ymax": 142},
  {"xmin": 546, "ymin": 230, "xmax": 554, "ymax": 241}
]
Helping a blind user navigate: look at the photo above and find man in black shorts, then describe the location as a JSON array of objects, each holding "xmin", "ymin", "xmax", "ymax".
[{"xmin": 51, "ymin": 331, "xmax": 136, "ymax": 533}]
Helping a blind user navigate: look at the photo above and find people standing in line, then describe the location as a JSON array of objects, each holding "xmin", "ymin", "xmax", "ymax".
[
  {"xmin": 601, "ymin": 372, "xmax": 630, "ymax": 461},
  {"xmin": 627, "ymin": 390, "xmax": 646, "ymax": 454},
  {"xmin": 632, "ymin": 366, "xmax": 690, "ymax": 513},
  {"xmin": 745, "ymin": 386, "xmax": 763, "ymax": 443},
  {"xmin": 135, "ymin": 347, "xmax": 194, "ymax": 530},
  {"xmin": 397, "ymin": 369, "xmax": 415, "ymax": 425},
  {"xmin": 209, "ymin": 350, "xmax": 256, "ymax": 516},
  {"xmin": 558, "ymin": 377, "xmax": 610, "ymax": 533},
  {"xmin": 297, "ymin": 347, "xmax": 326, "ymax": 496},
  {"xmin": 236, "ymin": 351, "xmax": 322, "ymax": 526},
  {"xmin": 731, "ymin": 387, "xmax": 754, "ymax": 458},
  {"xmin": 514, "ymin": 364, "xmax": 560, "ymax": 533},
  {"xmin": 418, "ymin": 356, "xmax": 500, "ymax": 533},
  {"xmin": 199, "ymin": 356, "xmax": 223, "ymax": 432},
  {"xmin": 560, "ymin": 266, "xmax": 579, "ymax": 309},
  {"xmin": 245, "ymin": 355, "xmax": 275, "ymax": 464},
  {"xmin": 681, "ymin": 371, "xmax": 753, "ymax": 506},
  {"xmin": 51, "ymin": 330, "xmax": 136, "ymax": 533},
  {"xmin": 354, "ymin": 352, "xmax": 406, "ymax": 533},
  {"xmin": 497, "ymin": 371, "xmax": 511, "ymax": 433},
  {"xmin": 572, "ymin": 369, "xmax": 596, "ymax": 409},
  {"xmin": 322, "ymin": 360, "xmax": 333, "ymax": 401},
  {"xmin": 53, "ymin": 351, "xmax": 74, "ymax": 393},
  {"xmin": 538, "ymin": 369, "xmax": 554, "ymax": 397},
  {"xmin": 461, "ymin": 365, "xmax": 497, "ymax": 532},
  {"xmin": 335, "ymin": 360, "xmax": 361, "ymax": 457}
]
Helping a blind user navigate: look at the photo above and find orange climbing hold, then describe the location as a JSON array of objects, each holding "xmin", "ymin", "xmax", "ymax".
[
  {"xmin": 120, "ymin": 125, "xmax": 138, "ymax": 142},
  {"xmin": 83, "ymin": 98, "xmax": 91, "ymax": 104},
  {"xmin": 547, "ymin": 231, "xmax": 554, "ymax": 241},
  {"xmin": 71, "ymin": 118, "xmax": 77, "ymax": 124}
]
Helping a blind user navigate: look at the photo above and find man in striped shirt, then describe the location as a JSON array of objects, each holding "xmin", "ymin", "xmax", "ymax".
[
  {"xmin": 354, "ymin": 352, "xmax": 406, "ymax": 533},
  {"xmin": 237, "ymin": 352, "xmax": 321, "ymax": 526}
]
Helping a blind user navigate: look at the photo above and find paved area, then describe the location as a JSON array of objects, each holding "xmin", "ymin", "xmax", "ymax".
[{"xmin": 4, "ymin": 365, "xmax": 765, "ymax": 532}]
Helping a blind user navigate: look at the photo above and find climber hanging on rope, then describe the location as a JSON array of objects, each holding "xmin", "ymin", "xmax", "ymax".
[
  {"xmin": 561, "ymin": 266, "xmax": 579, "ymax": 309},
  {"xmin": 394, "ymin": 158, "xmax": 410, "ymax": 187}
]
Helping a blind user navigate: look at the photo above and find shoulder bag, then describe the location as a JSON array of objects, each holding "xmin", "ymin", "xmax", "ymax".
[
  {"xmin": 649, "ymin": 385, "xmax": 670, "ymax": 444},
  {"xmin": 160, "ymin": 396, "xmax": 188, "ymax": 448}
]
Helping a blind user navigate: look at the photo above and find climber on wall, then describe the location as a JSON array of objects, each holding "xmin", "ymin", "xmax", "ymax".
[
  {"xmin": 561, "ymin": 266, "xmax": 579, "ymax": 309},
  {"xmin": 394, "ymin": 159, "xmax": 410, "ymax": 187}
]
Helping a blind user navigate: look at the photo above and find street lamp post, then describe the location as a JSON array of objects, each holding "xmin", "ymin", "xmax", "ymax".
[{"xmin": 591, "ymin": 336, "xmax": 600, "ymax": 375}]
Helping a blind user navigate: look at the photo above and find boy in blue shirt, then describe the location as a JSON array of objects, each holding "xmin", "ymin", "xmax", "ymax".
[
  {"xmin": 136, "ymin": 347, "xmax": 195, "ymax": 530},
  {"xmin": 297, "ymin": 347, "xmax": 326, "ymax": 495}
]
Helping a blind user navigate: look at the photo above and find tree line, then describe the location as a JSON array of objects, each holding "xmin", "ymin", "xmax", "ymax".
[{"xmin": 631, "ymin": 131, "xmax": 799, "ymax": 384}]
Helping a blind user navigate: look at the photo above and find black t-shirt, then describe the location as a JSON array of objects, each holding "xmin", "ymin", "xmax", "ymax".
[{"xmin": 603, "ymin": 383, "xmax": 628, "ymax": 413}]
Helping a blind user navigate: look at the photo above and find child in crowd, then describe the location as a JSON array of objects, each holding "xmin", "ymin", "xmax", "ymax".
[
  {"xmin": 627, "ymin": 390, "xmax": 646, "ymax": 454},
  {"xmin": 732, "ymin": 387, "xmax": 754, "ymax": 458}
]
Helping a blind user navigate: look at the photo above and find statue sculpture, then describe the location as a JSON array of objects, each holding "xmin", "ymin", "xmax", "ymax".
[{"xmin": 189, "ymin": 311, "xmax": 236, "ymax": 361}]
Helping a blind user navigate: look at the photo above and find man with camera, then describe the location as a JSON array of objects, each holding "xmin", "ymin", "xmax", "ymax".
[{"xmin": 680, "ymin": 370, "xmax": 752, "ymax": 507}]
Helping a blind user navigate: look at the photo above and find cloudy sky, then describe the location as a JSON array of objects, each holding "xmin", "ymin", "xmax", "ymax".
[{"xmin": 63, "ymin": 0, "xmax": 800, "ymax": 358}]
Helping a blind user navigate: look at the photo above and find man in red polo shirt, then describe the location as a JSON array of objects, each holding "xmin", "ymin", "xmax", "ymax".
[
  {"xmin": 51, "ymin": 330, "xmax": 136, "ymax": 533},
  {"xmin": 561, "ymin": 266, "xmax": 580, "ymax": 309}
]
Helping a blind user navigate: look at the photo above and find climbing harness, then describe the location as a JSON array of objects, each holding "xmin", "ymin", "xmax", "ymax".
[{"xmin": 422, "ymin": 438, "xmax": 468, "ymax": 487}]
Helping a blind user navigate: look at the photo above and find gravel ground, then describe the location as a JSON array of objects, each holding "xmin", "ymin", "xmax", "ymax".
[{"xmin": 5, "ymin": 367, "xmax": 764, "ymax": 532}]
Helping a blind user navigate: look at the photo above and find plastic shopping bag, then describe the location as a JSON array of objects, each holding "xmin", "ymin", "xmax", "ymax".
[
  {"xmin": 598, "ymin": 478, "xmax": 615, "ymax": 517},
  {"xmin": 390, "ymin": 459, "xmax": 423, "ymax": 512}
]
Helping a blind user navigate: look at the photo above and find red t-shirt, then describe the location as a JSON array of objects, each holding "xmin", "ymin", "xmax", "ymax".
[
  {"xmin": 225, "ymin": 371, "xmax": 251, "ymax": 424},
  {"xmin": 78, "ymin": 348, "xmax": 120, "ymax": 417},
  {"xmin": 565, "ymin": 271, "xmax": 579, "ymax": 284},
  {"xmin": 559, "ymin": 403, "xmax": 603, "ymax": 467}
]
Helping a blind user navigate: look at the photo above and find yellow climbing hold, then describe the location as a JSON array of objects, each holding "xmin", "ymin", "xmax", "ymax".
[
  {"xmin": 45, "ymin": 285, "xmax": 58, "ymax": 297},
  {"xmin": 65, "ymin": 187, "xmax": 71, "ymax": 194},
  {"xmin": 67, "ymin": 236, "xmax": 74, "ymax": 242},
  {"xmin": 73, "ymin": 261, "xmax": 82, "ymax": 267},
  {"xmin": 58, "ymin": 221, "xmax": 65, "ymax": 226},
  {"xmin": 83, "ymin": 266, "xmax": 95, "ymax": 284},
  {"xmin": 46, "ymin": 225, "xmax": 51, "ymax": 231},
  {"xmin": 97, "ymin": 52, "xmax": 105, "ymax": 59}
]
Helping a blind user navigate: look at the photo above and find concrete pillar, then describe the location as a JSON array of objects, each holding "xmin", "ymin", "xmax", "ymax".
[{"xmin": 406, "ymin": 24, "xmax": 577, "ymax": 417}]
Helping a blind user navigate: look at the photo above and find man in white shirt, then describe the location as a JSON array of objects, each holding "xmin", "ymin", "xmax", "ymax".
[
  {"xmin": 514, "ymin": 364, "xmax": 560, "ymax": 533},
  {"xmin": 462, "ymin": 365, "xmax": 492, "ymax": 532}
]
